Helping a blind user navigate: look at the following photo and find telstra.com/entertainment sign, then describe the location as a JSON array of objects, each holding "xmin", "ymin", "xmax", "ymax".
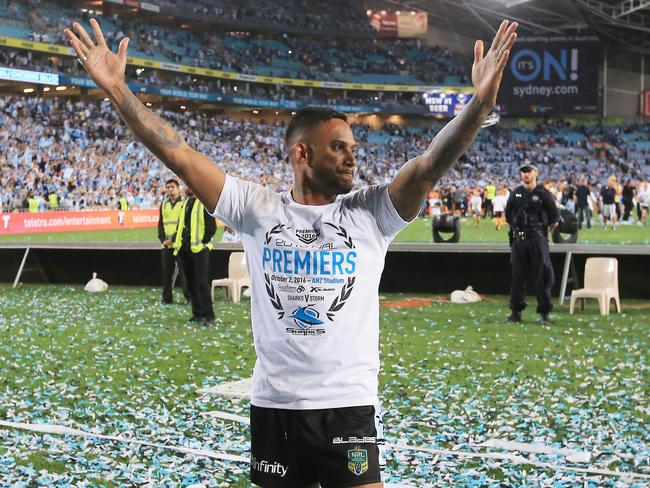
[{"xmin": 498, "ymin": 36, "xmax": 601, "ymax": 116}]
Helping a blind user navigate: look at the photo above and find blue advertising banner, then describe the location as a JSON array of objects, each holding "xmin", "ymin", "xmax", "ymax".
[
  {"xmin": 498, "ymin": 36, "xmax": 600, "ymax": 115},
  {"xmin": 423, "ymin": 91, "xmax": 472, "ymax": 116},
  {"xmin": 0, "ymin": 67, "xmax": 59, "ymax": 85},
  {"xmin": 58, "ymin": 75, "xmax": 384, "ymax": 113}
]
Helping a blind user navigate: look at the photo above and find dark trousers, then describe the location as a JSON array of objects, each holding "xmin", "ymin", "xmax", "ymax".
[
  {"xmin": 178, "ymin": 248, "xmax": 214, "ymax": 320},
  {"xmin": 483, "ymin": 198, "xmax": 493, "ymax": 219},
  {"xmin": 576, "ymin": 205, "xmax": 591, "ymax": 229},
  {"xmin": 622, "ymin": 199, "xmax": 634, "ymax": 221},
  {"xmin": 161, "ymin": 247, "xmax": 190, "ymax": 303},
  {"xmin": 510, "ymin": 236, "xmax": 554, "ymax": 314}
]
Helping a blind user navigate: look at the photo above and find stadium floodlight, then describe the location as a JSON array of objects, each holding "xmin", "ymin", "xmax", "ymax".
[
  {"xmin": 23, "ymin": 88, "xmax": 34, "ymax": 93},
  {"xmin": 55, "ymin": 86, "xmax": 67, "ymax": 91},
  {"xmin": 43, "ymin": 87, "xmax": 50, "ymax": 92}
]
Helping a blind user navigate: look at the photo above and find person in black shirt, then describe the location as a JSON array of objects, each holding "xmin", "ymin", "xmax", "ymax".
[
  {"xmin": 574, "ymin": 178, "xmax": 592, "ymax": 229},
  {"xmin": 505, "ymin": 164, "xmax": 560, "ymax": 324},
  {"xmin": 621, "ymin": 180, "xmax": 636, "ymax": 222},
  {"xmin": 599, "ymin": 179, "xmax": 618, "ymax": 230}
]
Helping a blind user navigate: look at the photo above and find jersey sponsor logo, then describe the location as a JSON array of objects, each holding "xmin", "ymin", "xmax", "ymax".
[
  {"xmin": 347, "ymin": 447, "xmax": 369, "ymax": 476},
  {"xmin": 251, "ymin": 456, "xmax": 288, "ymax": 477},
  {"xmin": 333, "ymin": 436, "xmax": 376, "ymax": 444},
  {"xmin": 295, "ymin": 228, "xmax": 320, "ymax": 244},
  {"xmin": 310, "ymin": 286, "xmax": 335, "ymax": 293}
]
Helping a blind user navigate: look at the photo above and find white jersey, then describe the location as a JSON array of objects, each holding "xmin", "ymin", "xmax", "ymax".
[
  {"xmin": 492, "ymin": 194, "xmax": 508, "ymax": 212},
  {"xmin": 212, "ymin": 174, "xmax": 408, "ymax": 410},
  {"xmin": 470, "ymin": 195, "xmax": 482, "ymax": 212},
  {"xmin": 639, "ymin": 189, "xmax": 650, "ymax": 206}
]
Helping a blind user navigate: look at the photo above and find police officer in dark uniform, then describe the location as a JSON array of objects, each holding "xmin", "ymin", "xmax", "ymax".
[{"xmin": 505, "ymin": 164, "xmax": 559, "ymax": 324}]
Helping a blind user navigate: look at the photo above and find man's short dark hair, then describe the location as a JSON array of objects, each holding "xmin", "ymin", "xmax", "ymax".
[
  {"xmin": 165, "ymin": 178, "xmax": 179, "ymax": 186},
  {"xmin": 285, "ymin": 107, "xmax": 347, "ymax": 145}
]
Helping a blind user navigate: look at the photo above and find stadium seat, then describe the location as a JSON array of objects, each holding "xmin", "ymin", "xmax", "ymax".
[
  {"xmin": 569, "ymin": 258, "xmax": 621, "ymax": 316},
  {"xmin": 211, "ymin": 252, "xmax": 251, "ymax": 304}
]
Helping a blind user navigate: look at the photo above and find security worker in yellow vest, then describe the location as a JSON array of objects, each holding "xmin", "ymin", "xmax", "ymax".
[
  {"xmin": 117, "ymin": 197, "xmax": 129, "ymax": 210},
  {"xmin": 28, "ymin": 196, "xmax": 39, "ymax": 213},
  {"xmin": 48, "ymin": 192, "xmax": 59, "ymax": 210},
  {"xmin": 173, "ymin": 186, "xmax": 216, "ymax": 324},
  {"xmin": 158, "ymin": 178, "xmax": 190, "ymax": 304}
]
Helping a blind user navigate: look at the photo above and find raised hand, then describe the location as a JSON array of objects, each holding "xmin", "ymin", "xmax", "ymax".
[
  {"xmin": 472, "ymin": 20, "xmax": 518, "ymax": 107},
  {"xmin": 64, "ymin": 18, "xmax": 129, "ymax": 93}
]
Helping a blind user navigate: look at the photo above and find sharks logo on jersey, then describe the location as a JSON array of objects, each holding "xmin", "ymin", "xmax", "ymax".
[{"xmin": 289, "ymin": 305, "xmax": 324, "ymax": 330}]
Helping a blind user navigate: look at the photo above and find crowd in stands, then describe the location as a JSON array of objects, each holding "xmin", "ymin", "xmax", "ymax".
[
  {"xmin": 155, "ymin": 0, "xmax": 375, "ymax": 34},
  {"xmin": 2, "ymin": 96, "xmax": 648, "ymax": 230},
  {"xmin": 13, "ymin": 0, "xmax": 465, "ymax": 85}
]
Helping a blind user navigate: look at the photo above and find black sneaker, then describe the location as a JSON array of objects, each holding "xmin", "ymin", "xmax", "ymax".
[
  {"xmin": 506, "ymin": 311, "xmax": 522, "ymax": 323},
  {"xmin": 188, "ymin": 316, "xmax": 201, "ymax": 323},
  {"xmin": 540, "ymin": 313, "xmax": 551, "ymax": 324}
]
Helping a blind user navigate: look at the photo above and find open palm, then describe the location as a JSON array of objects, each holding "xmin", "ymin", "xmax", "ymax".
[
  {"xmin": 64, "ymin": 19, "xmax": 129, "ymax": 93},
  {"xmin": 472, "ymin": 20, "xmax": 518, "ymax": 107}
]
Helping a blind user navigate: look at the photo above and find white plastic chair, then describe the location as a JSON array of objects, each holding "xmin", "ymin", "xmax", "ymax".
[
  {"xmin": 569, "ymin": 257, "xmax": 621, "ymax": 316},
  {"xmin": 211, "ymin": 252, "xmax": 251, "ymax": 304}
]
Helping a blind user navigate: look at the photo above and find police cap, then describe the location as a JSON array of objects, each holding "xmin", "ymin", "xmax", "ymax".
[{"xmin": 519, "ymin": 163, "xmax": 538, "ymax": 173}]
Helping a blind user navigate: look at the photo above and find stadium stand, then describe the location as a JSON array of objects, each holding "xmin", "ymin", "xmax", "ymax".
[
  {"xmin": 0, "ymin": 50, "xmax": 428, "ymax": 110},
  {"xmin": 155, "ymin": 0, "xmax": 376, "ymax": 34},
  {"xmin": 1, "ymin": 96, "xmax": 648, "ymax": 216},
  {"xmin": 0, "ymin": 0, "xmax": 465, "ymax": 85}
]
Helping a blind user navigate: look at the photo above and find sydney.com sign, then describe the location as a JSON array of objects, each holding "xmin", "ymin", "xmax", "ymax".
[{"xmin": 498, "ymin": 36, "xmax": 600, "ymax": 116}]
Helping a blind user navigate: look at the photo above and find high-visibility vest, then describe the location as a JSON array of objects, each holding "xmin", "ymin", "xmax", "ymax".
[
  {"xmin": 28, "ymin": 198, "xmax": 39, "ymax": 213},
  {"xmin": 48, "ymin": 194, "xmax": 58, "ymax": 209},
  {"xmin": 161, "ymin": 197, "xmax": 184, "ymax": 241},
  {"xmin": 173, "ymin": 198, "xmax": 213, "ymax": 255},
  {"xmin": 118, "ymin": 198, "xmax": 128, "ymax": 210},
  {"xmin": 486, "ymin": 185, "xmax": 496, "ymax": 200}
]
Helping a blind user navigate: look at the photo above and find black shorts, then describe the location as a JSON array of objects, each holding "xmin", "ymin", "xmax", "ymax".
[{"xmin": 250, "ymin": 404, "xmax": 385, "ymax": 487}]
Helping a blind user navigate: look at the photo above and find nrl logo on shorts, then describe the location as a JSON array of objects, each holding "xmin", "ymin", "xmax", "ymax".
[
  {"xmin": 347, "ymin": 447, "xmax": 368, "ymax": 476},
  {"xmin": 295, "ymin": 228, "xmax": 320, "ymax": 244}
]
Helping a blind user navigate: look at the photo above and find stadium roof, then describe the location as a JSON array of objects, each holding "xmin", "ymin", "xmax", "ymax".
[{"xmin": 384, "ymin": 0, "xmax": 650, "ymax": 53}]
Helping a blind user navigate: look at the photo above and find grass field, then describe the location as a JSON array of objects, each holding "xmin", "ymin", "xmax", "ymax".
[
  {"xmin": 1, "ymin": 217, "xmax": 649, "ymax": 245},
  {"xmin": 0, "ymin": 284, "xmax": 648, "ymax": 485}
]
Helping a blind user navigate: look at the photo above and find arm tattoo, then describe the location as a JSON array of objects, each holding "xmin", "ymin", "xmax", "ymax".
[{"xmin": 112, "ymin": 82, "xmax": 182, "ymax": 150}]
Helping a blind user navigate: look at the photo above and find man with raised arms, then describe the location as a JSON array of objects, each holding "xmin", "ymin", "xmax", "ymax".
[{"xmin": 65, "ymin": 18, "xmax": 517, "ymax": 487}]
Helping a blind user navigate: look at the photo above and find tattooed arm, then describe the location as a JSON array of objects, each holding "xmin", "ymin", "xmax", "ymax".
[
  {"xmin": 65, "ymin": 19, "xmax": 224, "ymax": 211},
  {"xmin": 108, "ymin": 82, "xmax": 224, "ymax": 210},
  {"xmin": 388, "ymin": 20, "xmax": 518, "ymax": 221}
]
